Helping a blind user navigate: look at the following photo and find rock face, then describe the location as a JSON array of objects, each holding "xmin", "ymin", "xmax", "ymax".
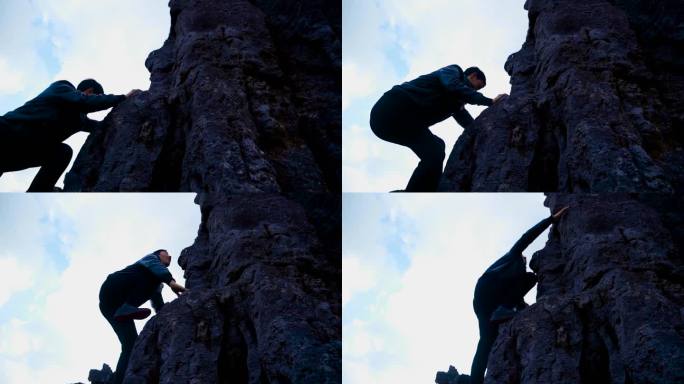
[
  {"xmin": 485, "ymin": 194, "xmax": 684, "ymax": 383},
  {"xmin": 65, "ymin": 0, "xmax": 340, "ymax": 194},
  {"xmin": 440, "ymin": 0, "xmax": 684, "ymax": 192},
  {"xmin": 71, "ymin": 0, "xmax": 340, "ymax": 383}
]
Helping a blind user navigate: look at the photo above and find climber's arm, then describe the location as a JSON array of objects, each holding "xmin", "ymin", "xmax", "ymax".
[
  {"xmin": 509, "ymin": 206, "xmax": 569, "ymax": 256},
  {"xmin": 167, "ymin": 280, "xmax": 186, "ymax": 296},
  {"xmin": 80, "ymin": 117, "xmax": 103, "ymax": 133},
  {"xmin": 452, "ymin": 107, "xmax": 474, "ymax": 129},
  {"xmin": 150, "ymin": 288, "xmax": 165, "ymax": 312}
]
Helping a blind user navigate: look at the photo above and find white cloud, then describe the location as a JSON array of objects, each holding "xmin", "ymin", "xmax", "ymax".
[
  {"xmin": 0, "ymin": 257, "xmax": 34, "ymax": 307},
  {"xmin": 343, "ymin": 256, "xmax": 377, "ymax": 306}
]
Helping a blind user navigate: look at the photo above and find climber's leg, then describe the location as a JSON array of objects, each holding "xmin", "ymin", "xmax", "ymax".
[
  {"xmin": 99, "ymin": 277, "xmax": 139, "ymax": 384},
  {"xmin": 0, "ymin": 141, "xmax": 73, "ymax": 192},
  {"xmin": 470, "ymin": 310, "xmax": 499, "ymax": 384},
  {"xmin": 471, "ymin": 276, "xmax": 499, "ymax": 384},
  {"xmin": 371, "ymin": 89, "xmax": 443, "ymax": 191},
  {"xmin": 404, "ymin": 130, "xmax": 446, "ymax": 192}
]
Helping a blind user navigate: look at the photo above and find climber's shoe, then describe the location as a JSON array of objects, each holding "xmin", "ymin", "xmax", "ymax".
[
  {"xmin": 390, "ymin": 189, "xmax": 406, "ymax": 193},
  {"xmin": 114, "ymin": 303, "xmax": 151, "ymax": 322},
  {"xmin": 490, "ymin": 305, "xmax": 516, "ymax": 324}
]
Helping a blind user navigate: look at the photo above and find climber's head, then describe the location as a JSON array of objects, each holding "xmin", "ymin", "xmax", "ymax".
[
  {"xmin": 77, "ymin": 79, "xmax": 104, "ymax": 95},
  {"xmin": 464, "ymin": 67, "xmax": 486, "ymax": 90},
  {"xmin": 154, "ymin": 249, "xmax": 172, "ymax": 266}
]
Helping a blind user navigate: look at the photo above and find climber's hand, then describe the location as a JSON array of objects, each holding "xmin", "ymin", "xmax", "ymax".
[
  {"xmin": 493, "ymin": 94, "xmax": 508, "ymax": 103},
  {"xmin": 126, "ymin": 89, "xmax": 143, "ymax": 98},
  {"xmin": 552, "ymin": 206, "xmax": 569, "ymax": 222},
  {"xmin": 169, "ymin": 280, "xmax": 186, "ymax": 296}
]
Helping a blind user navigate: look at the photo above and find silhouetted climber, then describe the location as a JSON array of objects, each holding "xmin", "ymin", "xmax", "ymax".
[
  {"xmin": 370, "ymin": 65, "xmax": 507, "ymax": 192},
  {"xmin": 469, "ymin": 207, "xmax": 569, "ymax": 384},
  {"xmin": 0, "ymin": 79, "xmax": 140, "ymax": 191},
  {"xmin": 99, "ymin": 249, "xmax": 186, "ymax": 384}
]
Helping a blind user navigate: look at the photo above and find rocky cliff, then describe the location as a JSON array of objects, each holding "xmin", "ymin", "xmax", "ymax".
[
  {"xmin": 485, "ymin": 193, "xmax": 684, "ymax": 383},
  {"xmin": 71, "ymin": 0, "xmax": 341, "ymax": 383},
  {"xmin": 64, "ymin": 0, "xmax": 340, "ymax": 194},
  {"xmin": 440, "ymin": 0, "xmax": 684, "ymax": 192},
  {"xmin": 436, "ymin": 194, "xmax": 684, "ymax": 384}
]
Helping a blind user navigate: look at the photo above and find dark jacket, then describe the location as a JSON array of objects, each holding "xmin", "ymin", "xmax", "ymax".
[
  {"xmin": 1, "ymin": 80, "xmax": 125, "ymax": 144},
  {"xmin": 392, "ymin": 64, "xmax": 493, "ymax": 127},
  {"xmin": 482, "ymin": 216, "xmax": 553, "ymax": 281},
  {"xmin": 101, "ymin": 253, "xmax": 174, "ymax": 312}
]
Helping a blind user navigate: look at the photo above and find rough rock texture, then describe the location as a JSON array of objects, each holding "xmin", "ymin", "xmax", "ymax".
[
  {"xmin": 440, "ymin": 0, "xmax": 684, "ymax": 192},
  {"xmin": 71, "ymin": 0, "xmax": 341, "ymax": 383},
  {"xmin": 485, "ymin": 194, "xmax": 684, "ymax": 383},
  {"xmin": 124, "ymin": 194, "xmax": 340, "ymax": 384},
  {"xmin": 64, "ymin": 0, "xmax": 340, "ymax": 194}
]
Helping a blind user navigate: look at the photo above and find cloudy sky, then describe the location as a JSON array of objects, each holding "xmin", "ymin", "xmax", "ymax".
[
  {"xmin": 343, "ymin": 193, "xmax": 551, "ymax": 383},
  {"xmin": 343, "ymin": 0, "xmax": 529, "ymax": 192},
  {"xmin": 0, "ymin": 193, "xmax": 200, "ymax": 383},
  {"xmin": 0, "ymin": 0, "xmax": 170, "ymax": 192}
]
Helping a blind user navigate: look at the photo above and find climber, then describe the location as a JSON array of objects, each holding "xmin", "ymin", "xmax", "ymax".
[
  {"xmin": 369, "ymin": 64, "xmax": 507, "ymax": 192},
  {"xmin": 99, "ymin": 249, "xmax": 186, "ymax": 384},
  {"xmin": 469, "ymin": 206, "xmax": 569, "ymax": 384},
  {"xmin": 0, "ymin": 79, "xmax": 141, "ymax": 191}
]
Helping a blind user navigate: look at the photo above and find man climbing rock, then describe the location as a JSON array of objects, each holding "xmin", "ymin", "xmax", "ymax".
[
  {"xmin": 0, "ymin": 79, "xmax": 140, "ymax": 191},
  {"xmin": 469, "ymin": 206, "xmax": 569, "ymax": 384},
  {"xmin": 370, "ymin": 65, "xmax": 507, "ymax": 192},
  {"xmin": 99, "ymin": 249, "xmax": 186, "ymax": 384}
]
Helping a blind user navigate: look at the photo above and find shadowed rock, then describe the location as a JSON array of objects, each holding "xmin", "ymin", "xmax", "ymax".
[
  {"xmin": 440, "ymin": 0, "xmax": 684, "ymax": 192},
  {"xmin": 485, "ymin": 194, "xmax": 684, "ymax": 383}
]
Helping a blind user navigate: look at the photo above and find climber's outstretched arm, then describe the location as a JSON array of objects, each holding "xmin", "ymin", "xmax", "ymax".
[{"xmin": 508, "ymin": 206, "xmax": 569, "ymax": 256}]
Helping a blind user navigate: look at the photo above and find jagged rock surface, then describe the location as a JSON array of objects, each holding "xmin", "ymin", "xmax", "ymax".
[
  {"xmin": 64, "ymin": 0, "xmax": 340, "ymax": 194},
  {"xmin": 71, "ymin": 0, "xmax": 341, "ymax": 383},
  {"xmin": 124, "ymin": 194, "xmax": 340, "ymax": 384},
  {"xmin": 435, "ymin": 365, "xmax": 470, "ymax": 384},
  {"xmin": 440, "ymin": 0, "xmax": 684, "ymax": 192},
  {"xmin": 485, "ymin": 194, "xmax": 684, "ymax": 383}
]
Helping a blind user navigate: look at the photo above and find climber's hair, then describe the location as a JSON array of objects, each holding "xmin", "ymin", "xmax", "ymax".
[
  {"xmin": 77, "ymin": 79, "xmax": 104, "ymax": 95},
  {"xmin": 153, "ymin": 249, "xmax": 168, "ymax": 256},
  {"xmin": 464, "ymin": 67, "xmax": 486, "ymax": 85}
]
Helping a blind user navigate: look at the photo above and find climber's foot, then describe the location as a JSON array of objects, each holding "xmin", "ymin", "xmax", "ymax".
[
  {"xmin": 490, "ymin": 305, "xmax": 516, "ymax": 324},
  {"xmin": 114, "ymin": 303, "xmax": 151, "ymax": 322}
]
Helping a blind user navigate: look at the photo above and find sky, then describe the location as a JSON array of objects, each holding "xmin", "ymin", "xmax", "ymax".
[
  {"xmin": 342, "ymin": 193, "xmax": 551, "ymax": 383},
  {"xmin": 0, "ymin": 0, "xmax": 171, "ymax": 192},
  {"xmin": 342, "ymin": 0, "xmax": 529, "ymax": 192},
  {"xmin": 0, "ymin": 193, "xmax": 201, "ymax": 384}
]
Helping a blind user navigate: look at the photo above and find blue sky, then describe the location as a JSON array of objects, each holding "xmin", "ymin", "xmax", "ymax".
[
  {"xmin": 342, "ymin": 0, "xmax": 529, "ymax": 191},
  {"xmin": 343, "ymin": 193, "xmax": 551, "ymax": 383},
  {"xmin": 0, "ymin": 0, "xmax": 170, "ymax": 191},
  {"xmin": 0, "ymin": 194, "xmax": 200, "ymax": 383}
]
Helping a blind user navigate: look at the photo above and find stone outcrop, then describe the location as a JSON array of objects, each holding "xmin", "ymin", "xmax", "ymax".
[
  {"xmin": 65, "ymin": 0, "xmax": 340, "ymax": 194},
  {"xmin": 73, "ymin": 0, "xmax": 340, "ymax": 383},
  {"xmin": 485, "ymin": 194, "xmax": 684, "ymax": 383},
  {"xmin": 440, "ymin": 0, "xmax": 684, "ymax": 192}
]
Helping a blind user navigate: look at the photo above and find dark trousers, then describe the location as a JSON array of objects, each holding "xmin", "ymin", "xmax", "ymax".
[
  {"xmin": 370, "ymin": 90, "xmax": 446, "ymax": 192},
  {"xmin": 470, "ymin": 272, "xmax": 537, "ymax": 384},
  {"xmin": 99, "ymin": 277, "xmax": 139, "ymax": 384},
  {"xmin": 0, "ymin": 120, "xmax": 73, "ymax": 191}
]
